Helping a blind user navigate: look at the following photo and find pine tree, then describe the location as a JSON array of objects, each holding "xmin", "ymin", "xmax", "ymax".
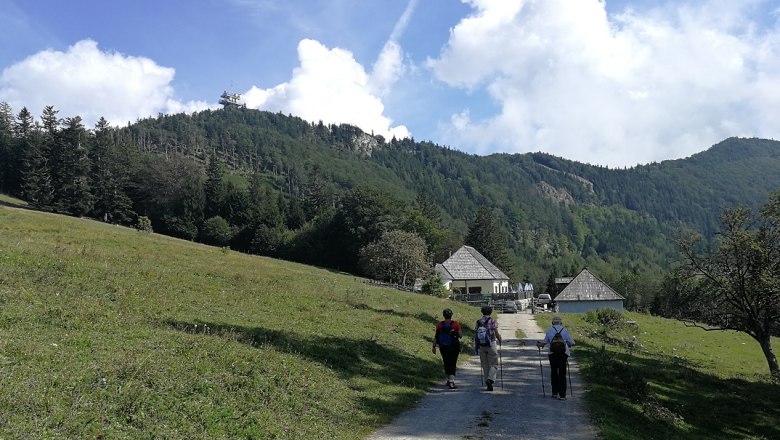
[
  {"xmin": 0, "ymin": 102, "xmax": 15, "ymax": 194},
  {"xmin": 285, "ymin": 195, "xmax": 306, "ymax": 230},
  {"xmin": 303, "ymin": 165, "xmax": 330, "ymax": 220},
  {"xmin": 465, "ymin": 207, "xmax": 511, "ymax": 272},
  {"xmin": 39, "ymin": 106, "xmax": 66, "ymax": 210},
  {"xmin": 90, "ymin": 117, "xmax": 133, "ymax": 223},
  {"xmin": 17, "ymin": 108, "xmax": 54, "ymax": 206},
  {"xmin": 544, "ymin": 266, "xmax": 558, "ymax": 297},
  {"xmin": 204, "ymin": 153, "xmax": 225, "ymax": 218},
  {"xmin": 415, "ymin": 190, "xmax": 442, "ymax": 225},
  {"xmin": 58, "ymin": 117, "xmax": 93, "ymax": 216}
]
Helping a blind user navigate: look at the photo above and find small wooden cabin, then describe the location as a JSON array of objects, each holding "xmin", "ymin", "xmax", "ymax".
[{"xmin": 554, "ymin": 268, "xmax": 625, "ymax": 313}]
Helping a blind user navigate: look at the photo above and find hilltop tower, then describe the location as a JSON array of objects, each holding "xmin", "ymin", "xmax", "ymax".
[{"xmin": 219, "ymin": 91, "xmax": 246, "ymax": 109}]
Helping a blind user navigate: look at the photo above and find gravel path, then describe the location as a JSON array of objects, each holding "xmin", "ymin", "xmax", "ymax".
[{"xmin": 366, "ymin": 311, "xmax": 598, "ymax": 440}]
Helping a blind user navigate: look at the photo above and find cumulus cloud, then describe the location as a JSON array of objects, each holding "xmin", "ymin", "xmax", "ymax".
[
  {"xmin": 427, "ymin": 0, "xmax": 780, "ymax": 167},
  {"xmin": 244, "ymin": 38, "xmax": 410, "ymax": 140},
  {"xmin": 0, "ymin": 39, "xmax": 210, "ymax": 127}
]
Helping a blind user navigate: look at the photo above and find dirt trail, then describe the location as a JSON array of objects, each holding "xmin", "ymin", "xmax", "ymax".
[{"xmin": 365, "ymin": 311, "xmax": 598, "ymax": 440}]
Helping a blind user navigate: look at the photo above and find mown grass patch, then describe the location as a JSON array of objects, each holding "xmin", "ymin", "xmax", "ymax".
[
  {"xmin": 534, "ymin": 311, "xmax": 780, "ymax": 439},
  {"xmin": 0, "ymin": 205, "xmax": 479, "ymax": 439}
]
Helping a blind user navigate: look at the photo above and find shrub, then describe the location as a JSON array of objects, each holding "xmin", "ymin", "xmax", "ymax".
[
  {"xmin": 584, "ymin": 307, "xmax": 625, "ymax": 329},
  {"xmin": 199, "ymin": 216, "xmax": 232, "ymax": 247},
  {"xmin": 135, "ymin": 216, "xmax": 153, "ymax": 233},
  {"xmin": 420, "ymin": 273, "xmax": 448, "ymax": 297}
]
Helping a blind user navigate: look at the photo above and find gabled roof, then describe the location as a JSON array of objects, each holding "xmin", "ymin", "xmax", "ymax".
[
  {"xmin": 555, "ymin": 268, "xmax": 625, "ymax": 302},
  {"xmin": 436, "ymin": 246, "xmax": 509, "ymax": 281}
]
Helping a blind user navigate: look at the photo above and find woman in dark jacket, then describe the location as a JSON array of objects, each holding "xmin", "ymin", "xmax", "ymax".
[{"xmin": 432, "ymin": 308, "xmax": 463, "ymax": 389}]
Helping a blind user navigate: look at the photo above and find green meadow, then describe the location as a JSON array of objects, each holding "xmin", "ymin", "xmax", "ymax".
[
  {"xmin": 0, "ymin": 203, "xmax": 477, "ymax": 439},
  {"xmin": 546, "ymin": 311, "xmax": 780, "ymax": 440},
  {"xmin": 3, "ymin": 200, "xmax": 779, "ymax": 439}
]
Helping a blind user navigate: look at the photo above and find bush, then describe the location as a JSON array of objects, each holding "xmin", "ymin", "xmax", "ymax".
[
  {"xmin": 584, "ymin": 308, "xmax": 625, "ymax": 329},
  {"xmin": 199, "ymin": 216, "xmax": 232, "ymax": 247},
  {"xmin": 420, "ymin": 273, "xmax": 448, "ymax": 297},
  {"xmin": 249, "ymin": 224, "xmax": 284, "ymax": 257},
  {"xmin": 163, "ymin": 215, "xmax": 198, "ymax": 240},
  {"xmin": 135, "ymin": 216, "xmax": 153, "ymax": 233}
]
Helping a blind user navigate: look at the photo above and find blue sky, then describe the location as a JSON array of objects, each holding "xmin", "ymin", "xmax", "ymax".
[{"xmin": 2, "ymin": 0, "xmax": 780, "ymax": 167}]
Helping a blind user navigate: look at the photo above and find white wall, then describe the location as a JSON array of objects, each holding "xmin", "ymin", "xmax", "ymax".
[{"xmin": 448, "ymin": 279, "xmax": 509, "ymax": 294}]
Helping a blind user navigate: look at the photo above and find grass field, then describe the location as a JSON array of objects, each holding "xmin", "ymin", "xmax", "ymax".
[
  {"xmin": 4, "ymin": 201, "xmax": 778, "ymax": 439},
  {"xmin": 0, "ymin": 204, "xmax": 479, "ymax": 439},
  {"xmin": 541, "ymin": 311, "xmax": 780, "ymax": 439}
]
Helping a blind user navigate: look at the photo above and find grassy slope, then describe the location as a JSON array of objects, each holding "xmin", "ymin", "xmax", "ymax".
[
  {"xmin": 535, "ymin": 312, "xmax": 780, "ymax": 440},
  {"xmin": 0, "ymin": 205, "xmax": 477, "ymax": 439}
]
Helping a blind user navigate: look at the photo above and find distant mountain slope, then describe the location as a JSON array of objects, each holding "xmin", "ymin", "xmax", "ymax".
[
  {"xmin": 530, "ymin": 137, "xmax": 780, "ymax": 237},
  {"xmin": 120, "ymin": 109, "xmax": 780, "ymax": 288}
]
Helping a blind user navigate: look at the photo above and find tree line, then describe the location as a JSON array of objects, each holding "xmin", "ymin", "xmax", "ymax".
[
  {"xmin": 2, "ymin": 103, "xmax": 779, "ymax": 314},
  {"xmin": 0, "ymin": 104, "xmax": 514, "ymax": 289}
]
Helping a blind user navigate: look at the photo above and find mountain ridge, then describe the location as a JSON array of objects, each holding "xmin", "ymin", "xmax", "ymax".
[{"xmin": 2, "ymin": 105, "xmax": 779, "ymax": 306}]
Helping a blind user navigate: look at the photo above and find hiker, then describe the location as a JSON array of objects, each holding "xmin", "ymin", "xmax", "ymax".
[
  {"xmin": 432, "ymin": 308, "xmax": 463, "ymax": 389},
  {"xmin": 536, "ymin": 315, "xmax": 575, "ymax": 400},
  {"xmin": 474, "ymin": 305, "xmax": 502, "ymax": 391}
]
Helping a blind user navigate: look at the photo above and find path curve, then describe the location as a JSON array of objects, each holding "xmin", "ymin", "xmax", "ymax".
[{"xmin": 366, "ymin": 311, "xmax": 598, "ymax": 440}]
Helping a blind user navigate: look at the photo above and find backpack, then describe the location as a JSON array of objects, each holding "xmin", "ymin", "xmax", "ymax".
[
  {"xmin": 475, "ymin": 318, "xmax": 493, "ymax": 347},
  {"xmin": 437, "ymin": 320, "xmax": 457, "ymax": 347},
  {"xmin": 550, "ymin": 327, "xmax": 567, "ymax": 354}
]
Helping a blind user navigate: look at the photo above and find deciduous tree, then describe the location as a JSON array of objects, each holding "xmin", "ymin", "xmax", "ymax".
[
  {"xmin": 676, "ymin": 191, "xmax": 780, "ymax": 378},
  {"xmin": 359, "ymin": 230, "xmax": 429, "ymax": 286}
]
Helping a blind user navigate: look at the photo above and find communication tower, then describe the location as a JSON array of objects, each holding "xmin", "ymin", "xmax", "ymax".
[{"xmin": 219, "ymin": 90, "xmax": 245, "ymax": 109}]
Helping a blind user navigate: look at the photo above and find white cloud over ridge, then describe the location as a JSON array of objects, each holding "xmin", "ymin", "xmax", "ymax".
[
  {"xmin": 0, "ymin": 39, "xmax": 210, "ymax": 127},
  {"xmin": 427, "ymin": 0, "xmax": 780, "ymax": 167},
  {"xmin": 243, "ymin": 38, "xmax": 410, "ymax": 140}
]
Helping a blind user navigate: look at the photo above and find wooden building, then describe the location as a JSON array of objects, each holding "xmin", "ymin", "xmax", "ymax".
[
  {"xmin": 435, "ymin": 246, "xmax": 510, "ymax": 301},
  {"xmin": 554, "ymin": 268, "xmax": 625, "ymax": 313}
]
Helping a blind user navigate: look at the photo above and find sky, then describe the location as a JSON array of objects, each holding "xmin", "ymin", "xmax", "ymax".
[{"xmin": 2, "ymin": 0, "xmax": 780, "ymax": 168}]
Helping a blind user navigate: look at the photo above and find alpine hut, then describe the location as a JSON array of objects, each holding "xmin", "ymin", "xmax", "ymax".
[
  {"xmin": 553, "ymin": 268, "xmax": 625, "ymax": 313},
  {"xmin": 434, "ymin": 246, "xmax": 510, "ymax": 301}
]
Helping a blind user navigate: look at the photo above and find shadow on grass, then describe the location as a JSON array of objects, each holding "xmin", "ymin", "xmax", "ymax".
[
  {"xmin": 164, "ymin": 319, "xmax": 441, "ymax": 417},
  {"xmin": 0, "ymin": 198, "xmax": 32, "ymax": 210},
  {"xmin": 576, "ymin": 339, "xmax": 780, "ymax": 440},
  {"xmin": 347, "ymin": 302, "xmax": 438, "ymax": 325}
]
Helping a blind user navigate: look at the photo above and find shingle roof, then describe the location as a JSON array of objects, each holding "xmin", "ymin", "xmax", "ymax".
[
  {"xmin": 555, "ymin": 268, "xmax": 625, "ymax": 302},
  {"xmin": 436, "ymin": 246, "xmax": 509, "ymax": 281}
]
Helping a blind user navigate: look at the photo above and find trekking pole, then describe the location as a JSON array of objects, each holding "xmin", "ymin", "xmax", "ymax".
[
  {"xmin": 537, "ymin": 346, "xmax": 545, "ymax": 397},
  {"xmin": 499, "ymin": 343, "xmax": 504, "ymax": 390},
  {"xmin": 567, "ymin": 358, "xmax": 574, "ymax": 397},
  {"xmin": 478, "ymin": 346, "xmax": 484, "ymax": 387}
]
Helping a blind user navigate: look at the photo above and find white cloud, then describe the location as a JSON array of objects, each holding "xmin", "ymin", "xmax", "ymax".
[
  {"xmin": 370, "ymin": 41, "xmax": 406, "ymax": 97},
  {"xmin": 427, "ymin": 0, "xmax": 780, "ymax": 167},
  {"xmin": 0, "ymin": 39, "xmax": 210, "ymax": 127},
  {"xmin": 244, "ymin": 38, "xmax": 410, "ymax": 140}
]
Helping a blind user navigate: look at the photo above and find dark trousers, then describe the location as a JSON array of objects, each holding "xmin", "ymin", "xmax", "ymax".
[
  {"xmin": 548, "ymin": 352, "xmax": 568, "ymax": 397},
  {"xmin": 440, "ymin": 344, "xmax": 460, "ymax": 376}
]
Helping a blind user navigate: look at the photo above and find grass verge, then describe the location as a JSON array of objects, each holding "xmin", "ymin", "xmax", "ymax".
[{"xmin": 534, "ymin": 311, "xmax": 780, "ymax": 439}]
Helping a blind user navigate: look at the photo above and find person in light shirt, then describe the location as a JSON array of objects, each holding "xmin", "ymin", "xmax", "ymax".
[{"xmin": 536, "ymin": 315, "xmax": 575, "ymax": 400}]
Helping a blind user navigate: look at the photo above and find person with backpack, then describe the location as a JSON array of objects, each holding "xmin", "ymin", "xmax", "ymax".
[
  {"xmin": 432, "ymin": 308, "xmax": 463, "ymax": 389},
  {"xmin": 536, "ymin": 315, "xmax": 575, "ymax": 400},
  {"xmin": 474, "ymin": 305, "xmax": 502, "ymax": 391}
]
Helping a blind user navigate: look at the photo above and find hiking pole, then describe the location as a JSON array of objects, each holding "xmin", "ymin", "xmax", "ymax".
[
  {"xmin": 499, "ymin": 342, "xmax": 504, "ymax": 390},
  {"xmin": 567, "ymin": 358, "xmax": 574, "ymax": 397},
  {"xmin": 537, "ymin": 346, "xmax": 545, "ymax": 397},
  {"xmin": 479, "ymin": 347, "xmax": 485, "ymax": 387}
]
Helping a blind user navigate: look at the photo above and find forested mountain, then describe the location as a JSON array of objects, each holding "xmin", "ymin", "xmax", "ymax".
[{"xmin": 2, "ymin": 103, "xmax": 779, "ymax": 308}]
